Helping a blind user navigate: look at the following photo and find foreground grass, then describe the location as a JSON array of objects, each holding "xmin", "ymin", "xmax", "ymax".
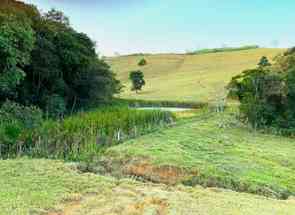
[
  {"xmin": 108, "ymin": 48, "xmax": 283, "ymax": 102},
  {"xmin": 1, "ymin": 158, "xmax": 295, "ymax": 215},
  {"xmin": 106, "ymin": 108, "xmax": 295, "ymax": 199},
  {"xmin": 0, "ymin": 159, "xmax": 114, "ymax": 215}
]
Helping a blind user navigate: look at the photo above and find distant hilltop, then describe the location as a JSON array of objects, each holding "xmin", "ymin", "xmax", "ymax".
[
  {"xmin": 187, "ymin": 45, "xmax": 260, "ymax": 55},
  {"xmin": 107, "ymin": 45, "xmax": 261, "ymax": 58}
]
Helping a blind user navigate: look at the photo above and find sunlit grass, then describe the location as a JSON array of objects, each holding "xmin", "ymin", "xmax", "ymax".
[
  {"xmin": 0, "ymin": 158, "xmax": 114, "ymax": 215},
  {"xmin": 106, "ymin": 108, "xmax": 295, "ymax": 199},
  {"xmin": 108, "ymin": 48, "xmax": 283, "ymax": 102},
  {"xmin": 1, "ymin": 158, "xmax": 295, "ymax": 215}
]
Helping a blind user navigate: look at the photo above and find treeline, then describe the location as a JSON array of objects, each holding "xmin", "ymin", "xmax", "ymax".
[
  {"xmin": 188, "ymin": 45, "xmax": 259, "ymax": 55},
  {"xmin": 228, "ymin": 48, "xmax": 295, "ymax": 134},
  {"xmin": 0, "ymin": 0, "xmax": 121, "ymax": 117}
]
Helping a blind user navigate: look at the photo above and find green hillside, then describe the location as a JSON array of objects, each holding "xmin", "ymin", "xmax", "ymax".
[
  {"xmin": 108, "ymin": 48, "xmax": 283, "ymax": 102},
  {"xmin": 104, "ymin": 108, "xmax": 295, "ymax": 199}
]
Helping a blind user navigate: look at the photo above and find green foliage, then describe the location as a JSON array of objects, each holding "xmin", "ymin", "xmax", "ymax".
[
  {"xmin": 129, "ymin": 70, "xmax": 145, "ymax": 93},
  {"xmin": 138, "ymin": 58, "xmax": 147, "ymax": 66},
  {"xmin": 28, "ymin": 107, "xmax": 174, "ymax": 161},
  {"xmin": 0, "ymin": 101, "xmax": 42, "ymax": 157},
  {"xmin": 227, "ymin": 48, "xmax": 295, "ymax": 130},
  {"xmin": 258, "ymin": 56, "xmax": 271, "ymax": 67},
  {"xmin": 43, "ymin": 94, "xmax": 66, "ymax": 118},
  {"xmin": 44, "ymin": 8, "xmax": 70, "ymax": 26},
  {"xmin": 0, "ymin": 105, "xmax": 174, "ymax": 160},
  {"xmin": 0, "ymin": 13, "xmax": 35, "ymax": 102},
  {"xmin": 0, "ymin": 0, "xmax": 121, "ymax": 117}
]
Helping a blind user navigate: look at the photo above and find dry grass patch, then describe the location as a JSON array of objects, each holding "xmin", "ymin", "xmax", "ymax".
[{"xmin": 108, "ymin": 48, "xmax": 283, "ymax": 102}]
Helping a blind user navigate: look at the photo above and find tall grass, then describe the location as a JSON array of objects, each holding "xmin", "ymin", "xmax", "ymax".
[{"xmin": 24, "ymin": 107, "xmax": 174, "ymax": 161}]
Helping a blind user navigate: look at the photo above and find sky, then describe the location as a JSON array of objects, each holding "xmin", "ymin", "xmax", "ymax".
[{"xmin": 22, "ymin": 0, "xmax": 295, "ymax": 56}]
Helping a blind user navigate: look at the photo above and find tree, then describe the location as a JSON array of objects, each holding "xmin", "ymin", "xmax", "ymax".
[
  {"xmin": 0, "ymin": 13, "xmax": 35, "ymax": 103},
  {"xmin": 227, "ymin": 52, "xmax": 295, "ymax": 129},
  {"xmin": 129, "ymin": 70, "xmax": 145, "ymax": 93},
  {"xmin": 44, "ymin": 8, "xmax": 70, "ymax": 26},
  {"xmin": 138, "ymin": 58, "xmax": 147, "ymax": 66},
  {"xmin": 258, "ymin": 56, "xmax": 271, "ymax": 67},
  {"xmin": 0, "ymin": 0, "xmax": 122, "ymax": 117}
]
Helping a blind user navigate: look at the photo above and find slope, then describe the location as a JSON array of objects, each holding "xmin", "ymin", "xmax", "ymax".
[{"xmin": 108, "ymin": 48, "xmax": 283, "ymax": 102}]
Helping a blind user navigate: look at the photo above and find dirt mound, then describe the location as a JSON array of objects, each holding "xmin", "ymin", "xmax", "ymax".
[
  {"xmin": 94, "ymin": 157, "xmax": 196, "ymax": 185},
  {"xmin": 123, "ymin": 161, "xmax": 195, "ymax": 185}
]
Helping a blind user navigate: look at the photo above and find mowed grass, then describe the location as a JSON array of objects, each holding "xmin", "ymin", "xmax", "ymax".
[
  {"xmin": 1, "ymin": 158, "xmax": 295, "ymax": 215},
  {"xmin": 108, "ymin": 48, "xmax": 283, "ymax": 102},
  {"xmin": 106, "ymin": 108, "xmax": 295, "ymax": 199},
  {"xmin": 0, "ymin": 158, "xmax": 115, "ymax": 215}
]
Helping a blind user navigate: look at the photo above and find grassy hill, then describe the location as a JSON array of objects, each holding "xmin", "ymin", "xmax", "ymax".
[
  {"xmin": 2, "ymin": 158, "xmax": 295, "ymax": 214},
  {"xmin": 104, "ymin": 108, "xmax": 295, "ymax": 199},
  {"xmin": 108, "ymin": 48, "xmax": 283, "ymax": 103}
]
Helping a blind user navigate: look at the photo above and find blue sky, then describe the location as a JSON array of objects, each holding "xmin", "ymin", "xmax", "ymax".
[{"xmin": 22, "ymin": 0, "xmax": 295, "ymax": 56}]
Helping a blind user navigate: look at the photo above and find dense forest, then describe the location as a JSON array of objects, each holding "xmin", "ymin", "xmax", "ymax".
[{"xmin": 0, "ymin": 0, "xmax": 121, "ymax": 118}]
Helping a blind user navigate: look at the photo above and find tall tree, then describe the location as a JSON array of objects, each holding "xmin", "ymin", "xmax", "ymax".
[
  {"xmin": 0, "ymin": 13, "xmax": 35, "ymax": 103},
  {"xmin": 0, "ymin": 0, "xmax": 122, "ymax": 116}
]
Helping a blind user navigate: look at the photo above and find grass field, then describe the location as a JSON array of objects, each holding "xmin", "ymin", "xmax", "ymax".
[
  {"xmin": 0, "ymin": 159, "xmax": 111, "ymax": 215},
  {"xmin": 108, "ymin": 48, "xmax": 283, "ymax": 102},
  {"xmin": 2, "ymin": 48, "xmax": 293, "ymax": 214},
  {"xmin": 1, "ymin": 158, "xmax": 295, "ymax": 215},
  {"xmin": 105, "ymin": 108, "xmax": 295, "ymax": 199}
]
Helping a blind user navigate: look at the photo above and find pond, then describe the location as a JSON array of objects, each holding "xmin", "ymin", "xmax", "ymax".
[{"xmin": 134, "ymin": 107, "xmax": 194, "ymax": 112}]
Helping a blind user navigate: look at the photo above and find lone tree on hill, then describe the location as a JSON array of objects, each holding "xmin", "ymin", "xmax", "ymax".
[
  {"xmin": 138, "ymin": 58, "xmax": 147, "ymax": 66},
  {"xmin": 258, "ymin": 56, "xmax": 271, "ymax": 67},
  {"xmin": 129, "ymin": 70, "xmax": 145, "ymax": 93}
]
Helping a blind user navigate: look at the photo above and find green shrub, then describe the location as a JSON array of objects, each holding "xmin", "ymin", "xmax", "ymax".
[
  {"xmin": 0, "ymin": 101, "xmax": 43, "ymax": 157},
  {"xmin": 138, "ymin": 58, "xmax": 147, "ymax": 66},
  {"xmin": 0, "ymin": 101, "xmax": 43, "ymax": 128},
  {"xmin": 43, "ymin": 94, "xmax": 66, "ymax": 118}
]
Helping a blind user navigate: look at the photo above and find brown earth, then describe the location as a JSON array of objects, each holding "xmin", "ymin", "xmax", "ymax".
[{"xmin": 123, "ymin": 161, "xmax": 196, "ymax": 185}]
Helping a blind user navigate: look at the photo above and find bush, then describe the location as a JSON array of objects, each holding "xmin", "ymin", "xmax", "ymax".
[
  {"xmin": 42, "ymin": 94, "xmax": 66, "ymax": 118},
  {"xmin": 138, "ymin": 58, "xmax": 147, "ymax": 66},
  {"xmin": 0, "ymin": 101, "xmax": 43, "ymax": 157}
]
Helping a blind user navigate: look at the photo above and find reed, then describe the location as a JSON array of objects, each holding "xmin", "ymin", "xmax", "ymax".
[{"xmin": 25, "ymin": 107, "xmax": 175, "ymax": 161}]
